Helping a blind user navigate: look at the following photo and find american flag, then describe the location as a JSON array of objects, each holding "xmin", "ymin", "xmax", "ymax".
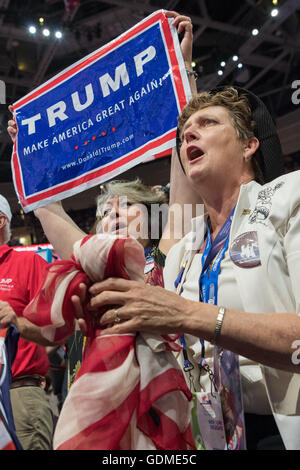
[
  {"xmin": 0, "ymin": 330, "xmax": 17, "ymax": 451},
  {"xmin": 0, "ymin": 412, "xmax": 15, "ymax": 451},
  {"xmin": 24, "ymin": 234, "xmax": 195, "ymax": 450}
]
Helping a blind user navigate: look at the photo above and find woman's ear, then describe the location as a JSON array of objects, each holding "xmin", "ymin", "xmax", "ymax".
[
  {"xmin": 244, "ymin": 136, "xmax": 260, "ymax": 161},
  {"xmin": 0, "ymin": 214, "xmax": 7, "ymax": 230}
]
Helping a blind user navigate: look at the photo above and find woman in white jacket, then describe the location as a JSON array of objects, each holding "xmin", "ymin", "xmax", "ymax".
[{"xmin": 86, "ymin": 86, "xmax": 300, "ymax": 450}]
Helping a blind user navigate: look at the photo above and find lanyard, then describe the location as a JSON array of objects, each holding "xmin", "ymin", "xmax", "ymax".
[
  {"xmin": 176, "ymin": 207, "xmax": 235, "ymax": 388},
  {"xmin": 199, "ymin": 207, "xmax": 235, "ymax": 354},
  {"xmin": 199, "ymin": 207, "xmax": 235, "ymax": 304},
  {"xmin": 174, "ymin": 263, "xmax": 186, "ymax": 292},
  {"xmin": 201, "ymin": 206, "xmax": 235, "ymax": 277}
]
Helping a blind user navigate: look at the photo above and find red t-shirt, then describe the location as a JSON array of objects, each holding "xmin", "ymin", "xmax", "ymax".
[{"xmin": 0, "ymin": 245, "xmax": 50, "ymax": 377}]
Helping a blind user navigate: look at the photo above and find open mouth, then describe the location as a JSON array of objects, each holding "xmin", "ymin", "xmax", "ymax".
[
  {"xmin": 110, "ymin": 222, "xmax": 127, "ymax": 232},
  {"xmin": 187, "ymin": 146, "xmax": 204, "ymax": 161}
]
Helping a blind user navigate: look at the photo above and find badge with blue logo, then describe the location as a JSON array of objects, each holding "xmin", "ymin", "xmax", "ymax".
[{"xmin": 229, "ymin": 231, "xmax": 261, "ymax": 268}]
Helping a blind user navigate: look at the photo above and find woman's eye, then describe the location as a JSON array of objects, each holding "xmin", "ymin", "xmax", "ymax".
[
  {"xmin": 102, "ymin": 208, "xmax": 112, "ymax": 217},
  {"xmin": 120, "ymin": 201, "xmax": 133, "ymax": 209},
  {"xmin": 202, "ymin": 119, "xmax": 216, "ymax": 126}
]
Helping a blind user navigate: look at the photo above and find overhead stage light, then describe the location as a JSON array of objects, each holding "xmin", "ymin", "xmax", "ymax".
[
  {"xmin": 28, "ymin": 25, "xmax": 37, "ymax": 34},
  {"xmin": 42, "ymin": 28, "xmax": 50, "ymax": 37},
  {"xmin": 55, "ymin": 31, "xmax": 63, "ymax": 39}
]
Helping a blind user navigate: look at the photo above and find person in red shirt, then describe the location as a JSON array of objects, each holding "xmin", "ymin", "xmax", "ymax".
[{"xmin": 0, "ymin": 194, "xmax": 53, "ymax": 450}]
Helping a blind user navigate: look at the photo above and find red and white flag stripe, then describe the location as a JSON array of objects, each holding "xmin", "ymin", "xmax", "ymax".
[{"xmin": 24, "ymin": 234, "xmax": 195, "ymax": 450}]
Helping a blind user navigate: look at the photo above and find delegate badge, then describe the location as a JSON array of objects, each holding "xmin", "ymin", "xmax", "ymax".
[
  {"xmin": 191, "ymin": 391, "xmax": 227, "ymax": 450},
  {"xmin": 229, "ymin": 231, "xmax": 261, "ymax": 268}
]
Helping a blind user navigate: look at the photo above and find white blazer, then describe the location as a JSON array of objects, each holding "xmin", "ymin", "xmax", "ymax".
[{"xmin": 164, "ymin": 170, "xmax": 300, "ymax": 450}]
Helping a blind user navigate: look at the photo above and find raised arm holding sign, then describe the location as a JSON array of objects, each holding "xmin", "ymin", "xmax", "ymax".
[
  {"xmin": 8, "ymin": 10, "xmax": 200, "ymax": 261},
  {"xmin": 10, "ymin": 10, "xmax": 194, "ymax": 214}
]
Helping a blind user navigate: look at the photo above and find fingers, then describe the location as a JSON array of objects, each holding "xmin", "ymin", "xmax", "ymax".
[
  {"xmin": 71, "ymin": 282, "xmax": 90, "ymax": 317},
  {"xmin": 78, "ymin": 282, "xmax": 87, "ymax": 305},
  {"xmin": 88, "ymin": 290, "xmax": 126, "ymax": 311},
  {"xmin": 99, "ymin": 307, "xmax": 127, "ymax": 327},
  {"xmin": 89, "ymin": 277, "xmax": 137, "ymax": 296},
  {"xmin": 164, "ymin": 11, "xmax": 192, "ymax": 33},
  {"xmin": 7, "ymin": 119, "xmax": 18, "ymax": 143},
  {"xmin": 7, "ymin": 105, "xmax": 17, "ymax": 143},
  {"xmin": 8, "ymin": 119, "xmax": 16, "ymax": 128},
  {"xmin": 0, "ymin": 313, "xmax": 9, "ymax": 329},
  {"xmin": 71, "ymin": 294, "xmax": 84, "ymax": 320},
  {"xmin": 0, "ymin": 301, "xmax": 16, "ymax": 329},
  {"xmin": 72, "ymin": 279, "xmax": 138, "ymax": 334},
  {"xmin": 71, "ymin": 281, "xmax": 91, "ymax": 315},
  {"xmin": 77, "ymin": 318, "xmax": 88, "ymax": 337},
  {"xmin": 71, "ymin": 283, "xmax": 90, "ymax": 336},
  {"xmin": 164, "ymin": 11, "xmax": 190, "ymax": 22},
  {"xmin": 99, "ymin": 318, "xmax": 139, "ymax": 336},
  {"xmin": 88, "ymin": 278, "xmax": 143, "ymax": 311}
]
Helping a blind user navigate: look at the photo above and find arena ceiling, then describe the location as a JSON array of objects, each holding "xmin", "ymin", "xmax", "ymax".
[{"xmin": 0, "ymin": 0, "xmax": 299, "ymax": 187}]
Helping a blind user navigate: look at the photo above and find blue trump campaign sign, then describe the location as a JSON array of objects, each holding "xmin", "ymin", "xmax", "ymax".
[{"xmin": 11, "ymin": 10, "xmax": 192, "ymax": 212}]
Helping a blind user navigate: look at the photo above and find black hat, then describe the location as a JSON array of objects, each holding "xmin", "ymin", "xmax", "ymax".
[{"xmin": 176, "ymin": 86, "xmax": 285, "ymax": 183}]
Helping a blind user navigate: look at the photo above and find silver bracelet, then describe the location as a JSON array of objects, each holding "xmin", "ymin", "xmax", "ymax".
[
  {"xmin": 186, "ymin": 69, "xmax": 198, "ymax": 80},
  {"xmin": 214, "ymin": 306, "xmax": 226, "ymax": 343}
]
